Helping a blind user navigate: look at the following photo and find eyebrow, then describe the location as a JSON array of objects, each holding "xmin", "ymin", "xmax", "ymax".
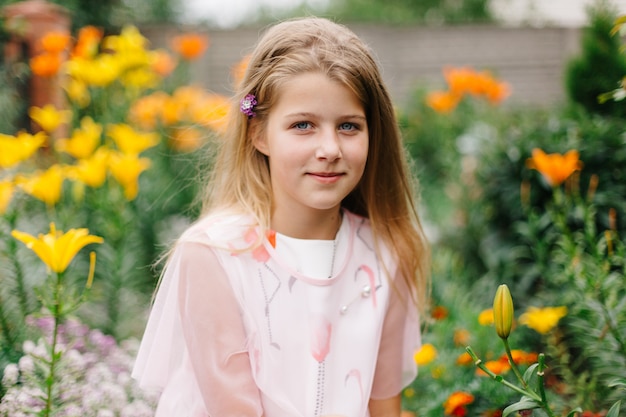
[{"xmin": 284, "ymin": 112, "xmax": 366, "ymax": 121}]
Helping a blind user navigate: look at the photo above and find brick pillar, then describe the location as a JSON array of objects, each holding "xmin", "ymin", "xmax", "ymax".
[{"xmin": 2, "ymin": 0, "xmax": 70, "ymax": 135}]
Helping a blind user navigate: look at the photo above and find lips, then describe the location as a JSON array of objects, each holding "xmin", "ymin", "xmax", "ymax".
[{"xmin": 307, "ymin": 171, "xmax": 344, "ymax": 183}]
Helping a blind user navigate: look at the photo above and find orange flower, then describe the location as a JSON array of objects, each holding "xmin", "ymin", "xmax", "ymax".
[
  {"xmin": 151, "ymin": 49, "xmax": 177, "ymax": 77},
  {"xmin": 443, "ymin": 391, "xmax": 475, "ymax": 416},
  {"xmin": 169, "ymin": 127, "xmax": 205, "ymax": 152},
  {"xmin": 72, "ymin": 26, "xmax": 103, "ymax": 59},
  {"xmin": 30, "ymin": 52, "xmax": 62, "ymax": 77},
  {"xmin": 476, "ymin": 359, "xmax": 510, "ymax": 376},
  {"xmin": 431, "ymin": 305, "xmax": 448, "ymax": 320},
  {"xmin": 453, "ymin": 328, "xmax": 471, "ymax": 346},
  {"xmin": 426, "ymin": 90, "xmax": 460, "ymax": 113},
  {"xmin": 526, "ymin": 148, "xmax": 583, "ymax": 187},
  {"xmin": 170, "ymin": 33, "xmax": 209, "ymax": 60},
  {"xmin": 456, "ymin": 351, "xmax": 473, "ymax": 365},
  {"xmin": 231, "ymin": 54, "xmax": 250, "ymax": 87},
  {"xmin": 40, "ymin": 31, "xmax": 71, "ymax": 54}
]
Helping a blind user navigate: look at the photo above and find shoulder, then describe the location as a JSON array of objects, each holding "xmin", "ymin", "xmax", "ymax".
[{"xmin": 178, "ymin": 210, "xmax": 258, "ymax": 248}]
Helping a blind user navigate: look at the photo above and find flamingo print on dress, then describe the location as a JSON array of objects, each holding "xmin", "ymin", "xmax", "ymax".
[{"xmin": 310, "ymin": 314, "xmax": 332, "ymax": 416}]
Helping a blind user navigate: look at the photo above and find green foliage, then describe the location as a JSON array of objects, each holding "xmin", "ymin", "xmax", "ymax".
[
  {"xmin": 565, "ymin": 1, "xmax": 626, "ymax": 117},
  {"xmin": 326, "ymin": 0, "xmax": 492, "ymax": 25}
]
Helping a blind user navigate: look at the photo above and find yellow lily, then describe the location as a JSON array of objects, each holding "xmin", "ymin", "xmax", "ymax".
[
  {"xmin": 493, "ymin": 284, "xmax": 514, "ymax": 339},
  {"xmin": 63, "ymin": 78, "xmax": 91, "ymax": 108},
  {"xmin": 0, "ymin": 131, "xmax": 46, "ymax": 168},
  {"xmin": 107, "ymin": 123, "xmax": 159, "ymax": 155},
  {"xmin": 413, "ymin": 343, "xmax": 437, "ymax": 365},
  {"xmin": 28, "ymin": 104, "xmax": 72, "ymax": 134},
  {"xmin": 16, "ymin": 164, "xmax": 66, "ymax": 206},
  {"xmin": 108, "ymin": 151, "xmax": 151, "ymax": 200},
  {"xmin": 55, "ymin": 116, "xmax": 102, "ymax": 159},
  {"xmin": 519, "ymin": 306, "xmax": 568, "ymax": 334},
  {"xmin": 68, "ymin": 147, "xmax": 110, "ymax": 188},
  {"xmin": 11, "ymin": 223, "xmax": 103, "ymax": 273},
  {"xmin": 0, "ymin": 179, "xmax": 14, "ymax": 214}
]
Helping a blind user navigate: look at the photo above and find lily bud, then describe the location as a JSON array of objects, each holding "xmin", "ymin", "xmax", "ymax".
[{"xmin": 493, "ymin": 284, "xmax": 514, "ymax": 339}]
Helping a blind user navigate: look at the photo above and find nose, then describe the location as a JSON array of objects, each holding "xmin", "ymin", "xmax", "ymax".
[{"xmin": 315, "ymin": 129, "xmax": 342, "ymax": 161}]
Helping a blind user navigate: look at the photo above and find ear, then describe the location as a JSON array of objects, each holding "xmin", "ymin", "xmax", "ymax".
[{"xmin": 250, "ymin": 120, "xmax": 269, "ymax": 156}]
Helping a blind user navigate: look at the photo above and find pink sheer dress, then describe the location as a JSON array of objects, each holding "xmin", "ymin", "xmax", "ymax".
[{"xmin": 132, "ymin": 210, "xmax": 421, "ymax": 416}]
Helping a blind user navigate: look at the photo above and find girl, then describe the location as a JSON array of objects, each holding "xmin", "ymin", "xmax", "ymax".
[{"xmin": 133, "ymin": 17, "xmax": 430, "ymax": 417}]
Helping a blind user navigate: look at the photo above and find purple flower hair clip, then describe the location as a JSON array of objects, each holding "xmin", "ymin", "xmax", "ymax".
[{"xmin": 240, "ymin": 94, "xmax": 258, "ymax": 118}]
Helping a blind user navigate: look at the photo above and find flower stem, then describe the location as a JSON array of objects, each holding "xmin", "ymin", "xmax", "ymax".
[
  {"xmin": 536, "ymin": 354, "xmax": 557, "ymax": 417},
  {"xmin": 44, "ymin": 271, "xmax": 63, "ymax": 417},
  {"xmin": 466, "ymin": 346, "xmax": 541, "ymax": 402},
  {"xmin": 503, "ymin": 338, "xmax": 529, "ymax": 389}
]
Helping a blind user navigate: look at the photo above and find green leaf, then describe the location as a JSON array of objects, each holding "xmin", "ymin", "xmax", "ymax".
[
  {"xmin": 566, "ymin": 407, "xmax": 583, "ymax": 417},
  {"xmin": 606, "ymin": 401, "xmax": 621, "ymax": 417},
  {"xmin": 503, "ymin": 397, "xmax": 541, "ymax": 417},
  {"xmin": 523, "ymin": 363, "xmax": 539, "ymax": 384}
]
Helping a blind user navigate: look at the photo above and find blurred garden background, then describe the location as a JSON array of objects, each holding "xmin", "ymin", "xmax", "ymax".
[{"xmin": 0, "ymin": 0, "xmax": 625, "ymax": 415}]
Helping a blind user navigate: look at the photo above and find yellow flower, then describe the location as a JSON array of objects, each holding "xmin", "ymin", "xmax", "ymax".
[
  {"xmin": 0, "ymin": 131, "xmax": 47, "ymax": 168},
  {"xmin": 55, "ymin": 116, "xmax": 103, "ymax": 159},
  {"xmin": 16, "ymin": 164, "xmax": 66, "ymax": 206},
  {"xmin": 493, "ymin": 284, "xmax": 514, "ymax": 339},
  {"xmin": 103, "ymin": 25, "xmax": 148, "ymax": 55},
  {"xmin": 28, "ymin": 104, "xmax": 72, "ymax": 134},
  {"xmin": 11, "ymin": 223, "xmax": 103, "ymax": 273},
  {"xmin": 107, "ymin": 123, "xmax": 159, "ymax": 155},
  {"xmin": 526, "ymin": 148, "xmax": 583, "ymax": 187},
  {"xmin": 68, "ymin": 147, "xmax": 110, "ymax": 188},
  {"xmin": 67, "ymin": 55, "xmax": 121, "ymax": 87},
  {"xmin": 413, "ymin": 343, "xmax": 437, "ymax": 365},
  {"xmin": 121, "ymin": 68, "xmax": 159, "ymax": 90},
  {"xmin": 519, "ymin": 306, "xmax": 568, "ymax": 334},
  {"xmin": 0, "ymin": 179, "xmax": 14, "ymax": 214},
  {"xmin": 478, "ymin": 308, "xmax": 494, "ymax": 326},
  {"xmin": 108, "ymin": 151, "xmax": 151, "ymax": 200},
  {"xmin": 64, "ymin": 78, "xmax": 91, "ymax": 108}
]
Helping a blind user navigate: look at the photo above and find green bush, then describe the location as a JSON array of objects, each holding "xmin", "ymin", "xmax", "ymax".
[{"xmin": 565, "ymin": 2, "xmax": 626, "ymax": 117}]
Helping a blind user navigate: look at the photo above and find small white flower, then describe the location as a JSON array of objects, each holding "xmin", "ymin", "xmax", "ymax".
[
  {"xmin": 18, "ymin": 356, "xmax": 34, "ymax": 375},
  {"xmin": 2, "ymin": 363, "xmax": 19, "ymax": 387},
  {"xmin": 22, "ymin": 340, "xmax": 36, "ymax": 354}
]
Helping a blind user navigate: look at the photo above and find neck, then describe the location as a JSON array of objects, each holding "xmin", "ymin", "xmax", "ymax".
[{"xmin": 271, "ymin": 208, "xmax": 342, "ymax": 240}]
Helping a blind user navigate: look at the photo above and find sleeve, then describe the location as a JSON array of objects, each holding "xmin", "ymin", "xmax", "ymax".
[
  {"xmin": 369, "ymin": 271, "xmax": 421, "ymax": 400},
  {"xmin": 132, "ymin": 241, "xmax": 264, "ymax": 416}
]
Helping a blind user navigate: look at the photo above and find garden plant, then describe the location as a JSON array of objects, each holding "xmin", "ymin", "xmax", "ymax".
[{"xmin": 1, "ymin": 7, "xmax": 626, "ymax": 417}]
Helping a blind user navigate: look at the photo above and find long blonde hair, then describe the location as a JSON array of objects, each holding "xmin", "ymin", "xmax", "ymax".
[{"xmin": 201, "ymin": 17, "xmax": 430, "ymax": 312}]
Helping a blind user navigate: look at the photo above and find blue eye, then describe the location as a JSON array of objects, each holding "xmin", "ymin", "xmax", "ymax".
[
  {"xmin": 339, "ymin": 122, "xmax": 357, "ymax": 131},
  {"xmin": 293, "ymin": 122, "xmax": 311, "ymax": 130}
]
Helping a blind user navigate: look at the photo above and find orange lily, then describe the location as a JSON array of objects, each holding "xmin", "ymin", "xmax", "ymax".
[{"xmin": 526, "ymin": 148, "xmax": 583, "ymax": 187}]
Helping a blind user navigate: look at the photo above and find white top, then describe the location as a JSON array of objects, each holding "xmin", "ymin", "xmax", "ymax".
[{"xmin": 132, "ymin": 209, "xmax": 421, "ymax": 417}]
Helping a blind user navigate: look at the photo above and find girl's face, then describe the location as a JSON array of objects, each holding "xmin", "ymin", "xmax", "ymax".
[{"xmin": 253, "ymin": 72, "xmax": 369, "ymax": 229}]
